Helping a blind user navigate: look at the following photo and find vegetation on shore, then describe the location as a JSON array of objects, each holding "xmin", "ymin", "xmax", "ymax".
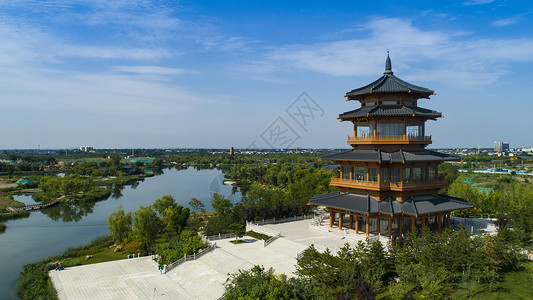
[
  {"xmin": 17, "ymin": 235, "xmax": 118, "ymax": 300},
  {"xmin": 223, "ymin": 225, "xmax": 530, "ymax": 299},
  {"xmin": 13, "ymin": 151, "xmax": 533, "ymax": 298}
]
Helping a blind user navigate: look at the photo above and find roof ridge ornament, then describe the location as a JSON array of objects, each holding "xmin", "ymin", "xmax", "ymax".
[{"xmin": 384, "ymin": 51, "xmax": 393, "ymax": 75}]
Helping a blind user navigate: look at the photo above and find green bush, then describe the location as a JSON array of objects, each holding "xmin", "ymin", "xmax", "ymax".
[
  {"xmin": 246, "ymin": 230, "xmax": 271, "ymax": 241},
  {"xmin": 0, "ymin": 222, "xmax": 5, "ymax": 233},
  {"xmin": 0, "ymin": 210, "xmax": 30, "ymax": 222}
]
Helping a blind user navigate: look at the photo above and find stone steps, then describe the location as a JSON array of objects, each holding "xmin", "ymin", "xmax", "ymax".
[{"xmin": 166, "ymin": 248, "xmax": 254, "ymax": 299}]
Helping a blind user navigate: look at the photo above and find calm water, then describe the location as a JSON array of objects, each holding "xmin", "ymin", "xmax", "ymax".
[{"xmin": 0, "ymin": 168, "xmax": 240, "ymax": 299}]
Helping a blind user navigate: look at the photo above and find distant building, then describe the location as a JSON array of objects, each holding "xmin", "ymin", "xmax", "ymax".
[
  {"xmin": 80, "ymin": 146, "xmax": 94, "ymax": 152},
  {"xmin": 494, "ymin": 141, "xmax": 509, "ymax": 152},
  {"xmin": 229, "ymin": 147, "xmax": 235, "ymax": 156}
]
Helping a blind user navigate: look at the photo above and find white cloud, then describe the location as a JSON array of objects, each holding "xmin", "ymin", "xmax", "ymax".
[
  {"xmin": 112, "ymin": 65, "xmax": 193, "ymax": 76},
  {"xmin": 247, "ymin": 18, "xmax": 533, "ymax": 88},
  {"xmin": 462, "ymin": 0, "xmax": 496, "ymax": 6},
  {"xmin": 492, "ymin": 17, "xmax": 520, "ymax": 27}
]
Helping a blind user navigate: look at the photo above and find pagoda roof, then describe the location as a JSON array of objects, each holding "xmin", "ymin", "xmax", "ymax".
[
  {"xmin": 308, "ymin": 192, "xmax": 473, "ymax": 216},
  {"xmin": 321, "ymin": 149, "xmax": 459, "ymax": 163},
  {"xmin": 346, "ymin": 54, "xmax": 434, "ymax": 99},
  {"xmin": 339, "ymin": 105, "xmax": 441, "ymax": 120}
]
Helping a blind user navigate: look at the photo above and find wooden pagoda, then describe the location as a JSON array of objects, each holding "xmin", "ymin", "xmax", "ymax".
[{"xmin": 309, "ymin": 54, "xmax": 473, "ymax": 237}]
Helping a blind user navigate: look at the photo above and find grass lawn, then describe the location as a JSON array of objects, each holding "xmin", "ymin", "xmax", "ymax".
[
  {"xmin": 78, "ymin": 248, "xmax": 129, "ymax": 265},
  {"xmin": 0, "ymin": 194, "xmax": 24, "ymax": 210},
  {"xmin": 61, "ymin": 247, "xmax": 130, "ymax": 268}
]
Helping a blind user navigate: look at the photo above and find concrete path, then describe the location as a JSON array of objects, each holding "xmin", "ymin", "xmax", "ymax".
[
  {"xmin": 50, "ymin": 219, "xmax": 387, "ymax": 299},
  {"xmin": 50, "ymin": 256, "xmax": 189, "ymax": 299}
]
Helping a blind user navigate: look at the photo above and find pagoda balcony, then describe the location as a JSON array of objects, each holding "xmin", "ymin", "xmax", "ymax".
[
  {"xmin": 347, "ymin": 135, "xmax": 432, "ymax": 145},
  {"xmin": 330, "ymin": 176, "xmax": 448, "ymax": 191}
]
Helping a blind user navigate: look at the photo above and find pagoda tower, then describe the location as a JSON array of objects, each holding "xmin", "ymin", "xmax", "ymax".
[{"xmin": 309, "ymin": 54, "xmax": 473, "ymax": 237}]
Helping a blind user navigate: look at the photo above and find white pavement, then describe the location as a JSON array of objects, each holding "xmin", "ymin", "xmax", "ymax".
[{"xmin": 50, "ymin": 219, "xmax": 383, "ymax": 299}]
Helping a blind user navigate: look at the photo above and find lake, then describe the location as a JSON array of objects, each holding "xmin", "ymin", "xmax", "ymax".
[{"xmin": 0, "ymin": 167, "xmax": 240, "ymax": 299}]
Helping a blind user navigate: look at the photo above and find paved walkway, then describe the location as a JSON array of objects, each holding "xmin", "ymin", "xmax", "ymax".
[{"xmin": 49, "ymin": 218, "xmax": 390, "ymax": 299}]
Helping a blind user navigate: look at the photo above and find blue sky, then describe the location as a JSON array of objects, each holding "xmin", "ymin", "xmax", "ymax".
[{"xmin": 0, "ymin": 0, "xmax": 532, "ymax": 149}]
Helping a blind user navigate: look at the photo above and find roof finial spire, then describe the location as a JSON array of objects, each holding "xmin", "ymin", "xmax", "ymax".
[{"xmin": 384, "ymin": 50, "xmax": 393, "ymax": 75}]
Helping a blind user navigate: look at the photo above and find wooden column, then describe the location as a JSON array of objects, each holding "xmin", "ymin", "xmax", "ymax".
[
  {"xmin": 349, "ymin": 167, "xmax": 353, "ymax": 180},
  {"xmin": 422, "ymin": 216, "xmax": 426, "ymax": 227},
  {"xmin": 366, "ymin": 216, "xmax": 369, "ymax": 236},
  {"xmin": 437, "ymin": 213, "xmax": 442, "ymax": 233},
  {"xmin": 447, "ymin": 213, "xmax": 451, "ymax": 228},
  {"xmin": 411, "ymin": 217, "xmax": 415, "ymax": 232},
  {"xmin": 329, "ymin": 211, "xmax": 334, "ymax": 227},
  {"xmin": 399, "ymin": 216, "xmax": 403, "ymax": 235},
  {"xmin": 388, "ymin": 217, "xmax": 392, "ymax": 237},
  {"xmin": 366, "ymin": 168, "xmax": 369, "ymax": 182},
  {"xmin": 377, "ymin": 216, "xmax": 381, "ymax": 235},
  {"xmin": 339, "ymin": 213, "xmax": 344, "ymax": 230},
  {"xmin": 349, "ymin": 214, "xmax": 353, "ymax": 229},
  {"xmin": 355, "ymin": 214, "xmax": 359, "ymax": 233}
]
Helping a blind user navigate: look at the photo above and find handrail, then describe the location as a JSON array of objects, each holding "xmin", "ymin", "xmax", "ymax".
[
  {"xmin": 164, "ymin": 243, "xmax": 217, "ymax": 273},
  {"xmin": 204, "ymin": 232, "xmax": 244, "ymax": 241},
  {"xmin": 330, "ymin": 177, "xmax": 448, "ymax": 188},
  {"xmin": 347, "ymin": 135, "xmax": 431, "ymax": 142},
  {"xmin": 246, "ymin": 221, "xmax": 281, "ymax": 237},
  {"xmin": 246, "ymin": 221, "xmax": 281, "ymax": 248}
]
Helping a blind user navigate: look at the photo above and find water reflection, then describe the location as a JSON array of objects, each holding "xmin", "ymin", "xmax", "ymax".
[
  {"xmin": 41, "ymin": 202, "xmax": 96, "ymax": 223},
  {"xmin": 111, "ymin": 183, "xmax": 125, "ymax": 199}
]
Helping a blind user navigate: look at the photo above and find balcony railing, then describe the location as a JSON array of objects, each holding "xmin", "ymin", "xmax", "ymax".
[
  {"xmin": 347, "ymin": 135, "xmax": 431, "ymax": 144},
  {"xmin": 330, "ymin": 176, "xmax": 448, "ymax": 191}
]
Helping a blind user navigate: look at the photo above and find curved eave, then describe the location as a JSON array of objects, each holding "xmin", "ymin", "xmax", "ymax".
[
  {"xmin": 346, "ymin": 90, "xmax": 435, "ymax": 101},
  {"xmin": 338, "ymin": 114, "xmax": 440, "ymax": 121}
]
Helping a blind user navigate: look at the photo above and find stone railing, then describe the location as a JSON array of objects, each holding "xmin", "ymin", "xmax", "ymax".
[
  {"xmin": 249, "ymin": 214, "xmax": 311, "ymax": 226},
  {"xmin": 309, "ymin": 213, "xmax": 330, "ymax": 232},
  {"xmin": 203, "ymin": 232, "xmax": 244, "ymax": 242},
  {"xmin": 246, "ymin": 221, "xmax": 281, "ymax": 247},
  {"xmin": 164, "ymin": 243, "xmax": 217, "ymax": 274}
]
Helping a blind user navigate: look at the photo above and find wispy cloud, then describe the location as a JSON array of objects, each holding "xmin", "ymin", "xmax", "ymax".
[
  {"xmin": 463, "ymin": 0, "xmax": 496, "ymax": 6},
  {"xmin": 492, "ymin": 16, "xmax": 520, "ymax": 27},
  {"xmin": 112, "ymin": 65, "xmax": 194, "ymax": 76},
  {"xmin": 246, "ymin": 18, "xmax": 533, "ymax": 88}
]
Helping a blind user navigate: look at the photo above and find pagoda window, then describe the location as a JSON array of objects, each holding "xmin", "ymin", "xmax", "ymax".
[
  {"xmin": 376, "ymin": 123, "xmax": 402, "ymax": 136},
  {"xmin": 356, "ymin": 125, "xmax": 373, "ymax": 137},
  {"xmin": 404, "ymin": 101, "xmax": 414, "ymax": 106},
  {"xmin": 342, "ymin": 166, "xmax": 350, "ymax": 179},
  {"xmin": 381, "ymin": 100, "xmax": 398, "ymax": 105},
  {"xmin": 429, "ymin": 167, "xmax": 435, "ymax": 181},
  {"xmin": 363, "ymin": 102, "xmax": 376, "ymax": 107},
  {"xmin": 369, "ymin": 168, "xmax": 378, "ymax": 182},
  {"xmin": 353, "ymin": 167, "xmax": 366, "ymax": 181},
  {"xmin": 403, "ymin": 168, "xmax": 411, "ymax": 182},
  {"xmin": 380, "ymin": 168, "xmax": 389, "ymax": 182},
  {"xmin": 406, "ymin": 125, "xmax": 423, "ymax": 137},
  {"xmin": 412, "ymin": 168, "xmax": 426, "ymax": 181},
  {"xmin": 391, "ymin": 168, "xmax": 400, "ymax": 182}
]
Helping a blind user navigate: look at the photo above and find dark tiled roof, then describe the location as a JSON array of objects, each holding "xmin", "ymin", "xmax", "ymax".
[
  {"xmin": 346, "ymin": 74, "xmax": 434, "ymax": 99},
  {"xmin": 339, "ymin": 105, "xmax": 441, "ymax": 119},
  {"xmin": 321, "ymin": 164, "xmax": 340, "ymax": 170},
  {"xmin": 321, "ymin": 149, "xmax": 459, "ymax": 162},
  {"xmin": 308, "ymin": 192, "xmax": 473, "ymax": 216},
  {"xmin": 346, "ymin": 54, "xmax": 434, "ymax": 99}
]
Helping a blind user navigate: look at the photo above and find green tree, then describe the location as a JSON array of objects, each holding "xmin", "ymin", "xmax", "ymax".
[
  {"xmin": 153, "ymin": 195, "xmax": 190, "ymax": 235},
  {"xmin": 132, "ymin": 205, "xmax": 160, "ymax": 250},
  {"xmin": 189, "ymin": 197, "xmax": 206, "ymax": 216},
  {"xmin": 107, "ymin": 205, "xmax": 132, "ymax": 243},
  {"xmin": 211, "ymin": 192, "xmax": 232, "ymax": 216}
]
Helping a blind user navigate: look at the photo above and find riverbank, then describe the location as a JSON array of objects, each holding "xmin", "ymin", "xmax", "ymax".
[
  {"xmin": 1, "ymin": 167, "xmax": 238, "ymax": 298},
  {"xmin": 17, "ymin": 235, "xmax": 123, "ymax": 299}
]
